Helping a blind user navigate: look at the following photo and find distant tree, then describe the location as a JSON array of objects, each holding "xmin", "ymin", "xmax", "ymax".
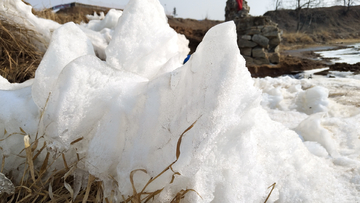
[
  {"xmin": 336, "ymin": 0, "xmax": 358, "ymax": 13},
  {"xmin": 293, "ymin": 0, "xmax": 323, "ymax": 31},
  {"xmin": 173, "ymin": 7, "xmax": 177, "ymax": 17},
  {"xmin": 274, "ymin": 0, "xmax": 282, "ymax": 11}
]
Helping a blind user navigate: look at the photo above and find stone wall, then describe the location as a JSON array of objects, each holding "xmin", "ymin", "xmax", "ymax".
[
  {"xmin": 225, "ymin": 0, "xmax": 282, "ymax": 66},
  {"xmin": 235, "ymin": 16, "xmax": 282, "ymax": 65}
]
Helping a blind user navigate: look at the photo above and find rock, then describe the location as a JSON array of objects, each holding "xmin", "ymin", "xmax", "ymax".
[
  {"xmin": 262, "ymin": 26, "xmax": 277, "ymax": 34},
  {"xmin": 253, "ymin": 57, "xmax": 269, "ymax": 65},
  {"xmin": 225, "ymin": 2, "xmax": 282, "ymax": 66},
  {"xmin": 252, "ymin": 34, "xmax": 269, "ymax": 48},
  {"xmin": 269, "ymin": 34, "xmax": 281, "ymax": 47},
  {"xmin": 238, "ymin": 39, "xmax": 257, "ymax": 48},
  {"xmin": 269, "ymin": 52, "xmax": 280, "ymax": 64},
  {"xmin": 241, "ymin": 35, "xmax": 252, "ymax": 40},
  {"xmin": 225, "ymin": 0, "xmax": 250, "ymax": 21},
  {"xmin": 236, "ymin": 18, "xmax": 254, "ymax": 32},
  {"xmin": 268, "ymin": 45, "xmax": 280, "ymax": 53},
  {"xmin": 253, "ymin": 17, "xmax": 266, "ymax": 26},
  {"xmin": 274, "ymin": 45, "xmax": 280, "ymax": 53},
  {"xmin": 243, "ymin": 56, "xmax": 253, "ymax": 65},
  {"xmin": 240, "ymin": 47, "xmax": 252, "ymax": 56},
  {"xmin": 264, "ymin": 31, "xmax": 279, "ymax": 37},
  {"xmin": 252, "ymin": 47, "xmax": 267, "ymax": 58},
  {"xmin": 246, "ymin": 28, "xmax": 261, "ymax": 35}
]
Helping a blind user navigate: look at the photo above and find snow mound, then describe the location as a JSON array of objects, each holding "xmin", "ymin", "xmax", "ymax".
[{"xmin": 105, "ymin": 0, "xmax": 189, "ymax": 79}]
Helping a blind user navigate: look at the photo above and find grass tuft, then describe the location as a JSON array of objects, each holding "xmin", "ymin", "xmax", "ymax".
[
  {"xmin": 0, "ymin": 13, "xmax": 46, "ymax": 83},
  {"xmin": 122, "ymin": 119, "xmax": 202, "ymax": 203}
]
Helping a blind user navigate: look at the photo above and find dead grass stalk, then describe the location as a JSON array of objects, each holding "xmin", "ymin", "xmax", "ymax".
[{"xmin": 0, "ymin": 14, "xmax": 45, "ymax": 83}]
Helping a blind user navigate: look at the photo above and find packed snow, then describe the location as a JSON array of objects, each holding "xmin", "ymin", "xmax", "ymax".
[{"xmin": 1, "ymin": 0, "xmax": 360, "ymax": 202}]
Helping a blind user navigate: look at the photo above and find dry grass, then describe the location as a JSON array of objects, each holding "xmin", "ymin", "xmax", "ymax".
[
  {"xmin": 0, "ymin": 5, "xmax": 103, "ymax": 83},
  {"xmin": 1, "ymin": 113, "xmax": 277, "ymax": 202},
  {"xmin": 2, "ymin": 110, "xmax": 202, "ymax": 203},
  {"xmin": 1, "ymin": 96, "xmax": 106, "ymax": 202},
  {"xmin": 2, "ymin": 138, "xmax": 105, "ymax": 203},
  {"xmin": 282, "ymin": 32, "xmax": 314, "ymax": 44},
  {"xmin": 122, "ymin": 120, "xmax": 201, "ymax": 203},
  {"xmin": 0, "ymin": 15, "xmax": 45, "ymax": 83},
  {"xmin": 33, "ymin": 9, "xmax": 90, "ymax": 25}
]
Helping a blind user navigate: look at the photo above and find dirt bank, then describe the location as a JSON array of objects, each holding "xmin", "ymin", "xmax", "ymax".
[{"xmin": 264, "ymin": 5, "xmax": 360, "ymax": 42}]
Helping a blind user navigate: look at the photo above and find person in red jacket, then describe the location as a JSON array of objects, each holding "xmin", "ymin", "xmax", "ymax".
[{"xmin": 236, "ymin": 0, "xmax": 243, "ymax": 10}]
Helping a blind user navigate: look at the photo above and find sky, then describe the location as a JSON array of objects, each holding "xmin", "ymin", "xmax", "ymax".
[{"xmin": 26, "ymin": 0, "xmax": 350, "ymax": 21}]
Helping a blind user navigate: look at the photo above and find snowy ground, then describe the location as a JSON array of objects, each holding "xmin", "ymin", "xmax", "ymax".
[{"xmin": 1, "ymin": 0, "xmax": 360, "ymax": 202}]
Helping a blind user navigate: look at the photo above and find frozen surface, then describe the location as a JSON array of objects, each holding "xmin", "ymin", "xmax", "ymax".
[
  {"xmin": 316, "ymin": 43, "xmax": 360, "ymax": 64},
  {"xmin": 0, "ymin": 0, "xmax": 360, "ymax": 202}
]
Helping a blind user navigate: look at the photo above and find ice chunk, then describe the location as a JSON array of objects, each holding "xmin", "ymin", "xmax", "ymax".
[
  {"xmin": 78, "ymin": 26, "xmax": 108, "ymax": 60},
  {"xmin": 84, "ymin": 9, "xmax": 122, "ymax": 31},
  {"xmin": 0, "ymin": 82, "xmax": 39, "ymax": 175},
  {"xmin": 0, "ymin": 172, "xmax": 14, "ymax": 195},
  {"xmin": 295, "ymin": 86, "xmax": 329, "ymax": 114},
  {"xmin": 105, "ymin": 0, "xmax": 189, "ymax": 79},
  {"xmin": 32, "ymin": 22, "xmax": 95, "ymax": 109},
  {"xmin": 40, "ymin": 54, "xmax": 146, "ymax": 151},
  {"xmin": 304, "ymin": 141, "xmax": 329, "ymax": 157},
  {"xmin": 295, "ymin": 113, "xmax": 339, "ymax": 157},
  {"xmin": 261, "ymin": 86, "xmax": 283, "ymax": 109},
  {"xmin": 86, "ymin": 11, "xmax": 105, "ymax": 21}
]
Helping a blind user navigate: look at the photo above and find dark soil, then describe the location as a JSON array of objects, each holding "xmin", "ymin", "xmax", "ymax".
[
  {"xmin": 248, "ymin": 55, "xmax": 327, "ymax": 77},
  {"xmin": 330, "ymin": 62, "xmax": 360, "ymax": 73},
  {"xmin": 168, "ymin": 17, "xmax": 222, "ymax": 54},
  {"xmin": 315, "ymin": 62, "xmax": 360, "ymax": 76}
]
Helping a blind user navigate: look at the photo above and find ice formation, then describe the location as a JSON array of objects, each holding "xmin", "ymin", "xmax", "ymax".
[
  {"xmin": 1, "ymin": 0, "xmax": 360, "ymax": 202},
  {"xmin": 83, "ymin": 9, "xmax": 122, "ymax": 31}
]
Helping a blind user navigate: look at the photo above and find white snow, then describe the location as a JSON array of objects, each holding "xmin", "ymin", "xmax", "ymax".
[
  {"xmin": 83, "ymin": 9, "xmax": 122, "ymax": 32},
  {"xmin": 316, "ymin": 43, "xmax": 360, "ymax": 64},
  {"xmin": 1, "ymin": 0, "xmax": 360, "ymax": 202}
]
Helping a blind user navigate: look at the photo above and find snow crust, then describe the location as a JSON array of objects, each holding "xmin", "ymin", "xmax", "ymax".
[{"xmin": 1, "ymin": 0, "xmax": 360, "ymax": 202}]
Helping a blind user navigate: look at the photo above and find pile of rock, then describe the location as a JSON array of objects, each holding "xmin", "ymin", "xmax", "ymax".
[
  {"xmin": 225, "ymin": 0, "xmax": 282, "ymax": 65},
  {"xmin": 236, "ymin": 16, "xmax": 281, "ymax": 65}
]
